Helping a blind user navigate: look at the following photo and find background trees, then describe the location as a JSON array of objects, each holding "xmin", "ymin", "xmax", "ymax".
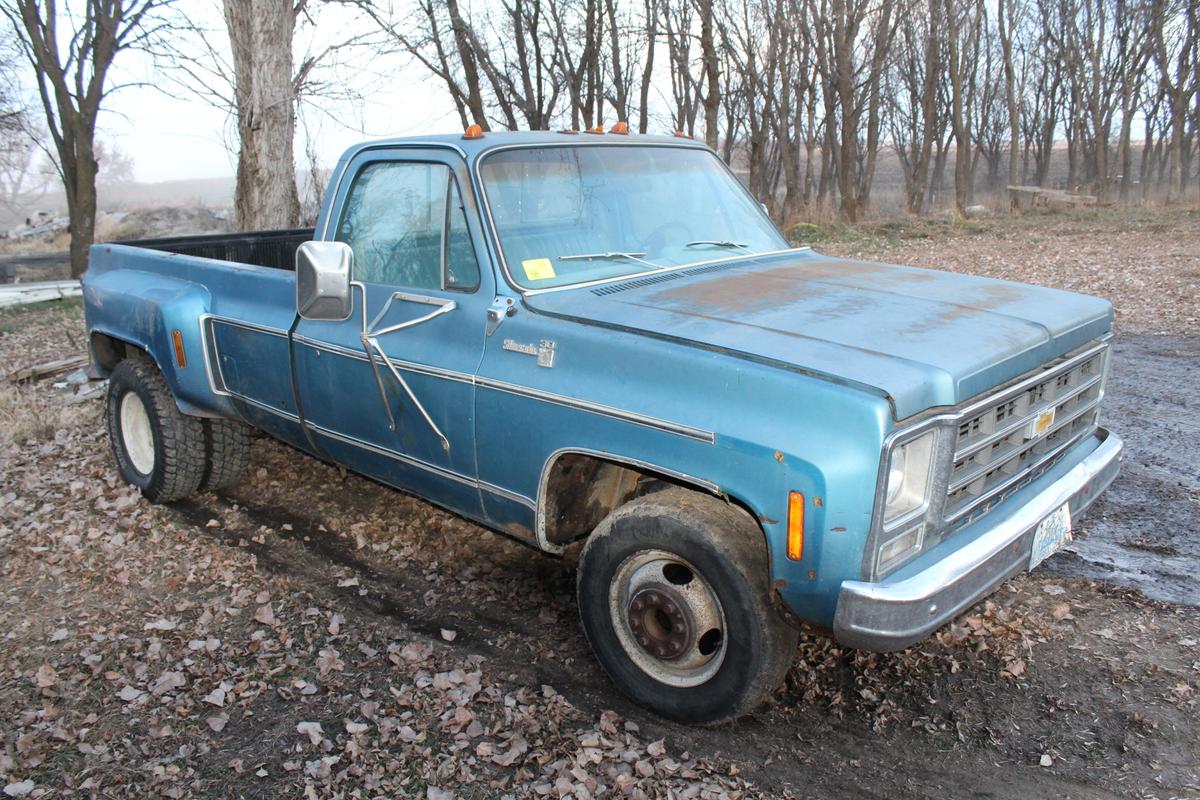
[
  {"xmin": 0, "ymin": 0, "xmax": 174, "ymax": 276},
  {"xmin": 1, "ymin": 0, "xmax": 1197, "ymax": 250},
  {"xmin": 358, "ymin": 0, "xmax": 1197, "ymax": 224}
]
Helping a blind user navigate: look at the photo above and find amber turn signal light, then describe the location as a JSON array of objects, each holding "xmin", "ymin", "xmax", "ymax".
[
  {"xmin": 171, "ymin": 329, "xmax": 187, "ymax": 368},
  {"xmin": 787, "ymin": 491, "xmax": 804, "ymax": 560},
  {"xmin": 462, "ymin": 124, "xmax": 484, "ymax": 139}
]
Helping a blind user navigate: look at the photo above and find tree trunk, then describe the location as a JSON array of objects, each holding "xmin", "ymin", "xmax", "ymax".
[
  {"xmin": 445, "ymin": 0, "xmax": 489, "ymax": 129},
  {"xmin": 998, "ymin": 0, "xmax": 1021, "ymax": 208},
  {"xmin": 699, "ymin": 0, "xmax": 720, "ymax": 150},
  {"xmin": 225, "ymin": 0, "xmax": 301, "ymax": 231},
  {"xmin": 67, "ymin": 137, "xmax": 98, "ymax": 279}
]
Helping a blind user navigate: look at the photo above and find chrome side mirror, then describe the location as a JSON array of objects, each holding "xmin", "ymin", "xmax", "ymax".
[{"xmin": 296, "ymin": 241, "xmax": 353, "ymax": 321}]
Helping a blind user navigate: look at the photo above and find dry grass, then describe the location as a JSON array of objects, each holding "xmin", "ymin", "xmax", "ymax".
[{"xmin": 0, "ymin": 383, "xmax": 91, "ymax": 446}]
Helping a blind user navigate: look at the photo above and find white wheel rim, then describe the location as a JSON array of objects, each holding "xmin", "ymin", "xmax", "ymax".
[
  {"xmin": 608, "ymin": 549, "xmax": 728, "ymax": 688},
  {"xmin": 119, "ymin": 392, "xmax": 155, "ymax": 476}
]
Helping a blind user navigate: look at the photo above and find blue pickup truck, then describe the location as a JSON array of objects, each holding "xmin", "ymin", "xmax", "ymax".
[{"xmin": 82, "ymin": 130, "xmax": 1123, "ymax": 723}]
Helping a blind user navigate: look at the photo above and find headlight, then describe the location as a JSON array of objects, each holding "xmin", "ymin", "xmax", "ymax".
[{"xmin": 882, "ymin": 429, "xmax": 936, "ymax": 525}]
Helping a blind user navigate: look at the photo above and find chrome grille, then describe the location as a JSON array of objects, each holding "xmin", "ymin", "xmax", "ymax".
[{"xmin": 944, "ymin": 342, "xmax": 1109, "ymax": 526}]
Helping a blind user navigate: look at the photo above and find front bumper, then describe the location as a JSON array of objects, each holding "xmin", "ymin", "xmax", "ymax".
[{"xmin": 833, "ymin": 427, "xmax": 1123, "ymax": 652}]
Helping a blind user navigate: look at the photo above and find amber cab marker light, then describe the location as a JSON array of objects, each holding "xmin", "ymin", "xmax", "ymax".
[
  {"xmin": 462, "ymin": 124, "xmax": 484, "ymax": 140},
  {"xmin": 786, "ymin": 491, "xmax": 805, "ymax": 561},
  {"xmin": 674, "ymin": 130, "xmax": 689, "ymax": 138},
  {"xmin": 171, "ymin": 329, "xmax": 187, "ymax": 368},
  {"xmin": 585, "ymin": 124, "xmax": 605, "ymax": 134},
  {"xmin": 610, "ymin": 121, "xmax": 630, "ymax": 134}
]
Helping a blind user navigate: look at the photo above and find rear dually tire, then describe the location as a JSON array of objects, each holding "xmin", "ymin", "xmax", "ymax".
[{"xmin": 105, "ymin": 355, "xmax": 207, "ymax": 503}]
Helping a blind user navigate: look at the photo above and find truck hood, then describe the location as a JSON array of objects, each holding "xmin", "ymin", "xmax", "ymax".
[{"xmin": 524, "ymin": 250, "xmax": 1113, "ymax": 419}]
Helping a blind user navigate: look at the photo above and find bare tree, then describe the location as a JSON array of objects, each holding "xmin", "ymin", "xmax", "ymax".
[
  {"xmin": 943, "ymin": 0, "xmax": 984, "ymax": 213},
  {"xmin": 2, "ymin": 0, "xmax": 172, "ymax": 276},
  {"xmin": 811, "ymin": 0, "xmax": 899, "ymax": 221},
  {"xmin": 697, "ymin": 0, "xmax": 721, "ymax": 149},
  {"xmin": 996, "ymin": 0, "xmax": 1021, "ymax": 196},
  {"xmin": 1149, "ymin": 0, "xmax": 1198, "ymax": 201}
]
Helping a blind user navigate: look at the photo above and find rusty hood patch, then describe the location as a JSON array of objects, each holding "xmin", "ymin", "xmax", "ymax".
[{"xmin": 525, "ymin": 250, "xmax": 1114, "ymax": 419}]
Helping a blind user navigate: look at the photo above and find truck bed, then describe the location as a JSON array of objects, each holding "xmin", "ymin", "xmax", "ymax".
[{"xmin": 119, "ymin": 228, "xmax": 313, "ymax": 271}]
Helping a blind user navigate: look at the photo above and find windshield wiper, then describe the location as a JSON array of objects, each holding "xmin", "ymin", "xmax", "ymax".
[
  {"xmin": 557, "ymin": 251, "xmax": 661, "ymax": 268},
  {"xmin": 686, "ymin": 240, "xmax": 749, "ymax": 249}
]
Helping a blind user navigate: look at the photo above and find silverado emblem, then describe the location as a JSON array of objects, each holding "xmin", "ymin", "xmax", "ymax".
[{"xmin": 503, "ymin": 338, "xmax": 556, "ymax": 368}]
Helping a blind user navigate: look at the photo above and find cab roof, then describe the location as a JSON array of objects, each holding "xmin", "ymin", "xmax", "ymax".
[{"xmin": 334, "ymin": 129, "xmax": 711, "ymax": 164}]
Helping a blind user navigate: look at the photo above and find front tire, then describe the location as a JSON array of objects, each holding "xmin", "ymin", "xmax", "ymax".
[
  {"xmin": 106, "ymin": 356, "xmax": 207, "ymax": 503},
  {"xmin": 577, "ymin": 488, "xmax": 799, "ymax": 724}
]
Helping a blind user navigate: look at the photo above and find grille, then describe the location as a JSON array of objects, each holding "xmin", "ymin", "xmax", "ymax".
[{"xmin": 943, "ymin": 341, "xmax": 1109, "ymax": 527}]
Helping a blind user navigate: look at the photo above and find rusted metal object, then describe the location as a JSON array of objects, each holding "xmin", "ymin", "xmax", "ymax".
[{"xmin": 627, "ymin": 584, "xmax": 693, "ymax": 660}]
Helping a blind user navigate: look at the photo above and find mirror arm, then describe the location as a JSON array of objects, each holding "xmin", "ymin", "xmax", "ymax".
[{"xmin": 352, "ymin": 282, "xmax": 455, "ymax": 452}]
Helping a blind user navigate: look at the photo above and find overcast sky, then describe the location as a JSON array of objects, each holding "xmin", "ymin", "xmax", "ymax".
[{"xmin": 98, "ymin": 5, "xmax": 462, "ymax": 184}]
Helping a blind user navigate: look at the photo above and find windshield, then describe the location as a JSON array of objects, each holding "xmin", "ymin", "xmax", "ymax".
[{"xmin": 479, "ymin": 145, "xmax": 788, "ymax": 290}]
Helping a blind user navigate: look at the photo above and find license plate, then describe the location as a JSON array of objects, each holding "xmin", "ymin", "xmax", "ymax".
[{"xmin": 1030, "ymin": 503, "xmax": 1072, "ymax": 569}]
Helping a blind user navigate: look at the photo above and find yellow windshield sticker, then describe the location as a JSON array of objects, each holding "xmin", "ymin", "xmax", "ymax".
[{"xmin": 521, "ymin": 258, "xmax": 556, "ymax": 281}]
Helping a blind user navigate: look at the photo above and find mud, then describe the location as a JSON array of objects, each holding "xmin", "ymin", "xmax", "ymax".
[
  {"xmin": 164, "ymin": 337, "xmax": 1200, "ymax": 798},
  {"xmin": 1048, "ymin": 335, "xmax": 1200, "ymax": 606}
]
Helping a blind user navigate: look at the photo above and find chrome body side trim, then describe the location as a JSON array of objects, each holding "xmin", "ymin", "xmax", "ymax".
[
  {"xmin": 229, "ymin": 390, "xmax": 301, "ymax": 422},
  {"xmin": 476, "ymin": 377, "xmax": 716, "ymax": 444},
  {"xmin": 307, "ymin": 420, "xmax": 477, "ymax": 489},
  {"xmin": 534, "ymin": 447, "xmax": 723, "ymax": 553},
  {"xmin": 197, "ymin": 314, "xmax": 232, "ymax": 397},
  {"xmin": 200, "ymin": 311, "xmax": 717, "ymax": 552},
  {"xmin": 834, "ymin": 428, "xmax": 1123, "ymax": 652},
  {"xmin": 291, "ymin": 333, "xmax": 476, "ymax": 385}
]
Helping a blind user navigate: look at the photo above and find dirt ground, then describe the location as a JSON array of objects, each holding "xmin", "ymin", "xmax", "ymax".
[{"xmin": 1, "ymin": 207, "xmax": 1198, "ymax": 799}]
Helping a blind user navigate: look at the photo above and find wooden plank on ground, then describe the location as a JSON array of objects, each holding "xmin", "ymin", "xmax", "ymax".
[
  {"xmin": 0, "ymin": 280, "xmax": 82, "ymax": 310},
  {"xmin": 5, "ymin": 353, "xmax": 89, "ymax": 384}
]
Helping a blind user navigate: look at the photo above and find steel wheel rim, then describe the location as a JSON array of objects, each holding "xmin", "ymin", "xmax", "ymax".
[
  {"xmin": 119, "ymin": 392, "xmax": 155, "ymax": 476},
  {"xmin": 608, "ymin": 549, "xmax": 727, "ymax": 687}
]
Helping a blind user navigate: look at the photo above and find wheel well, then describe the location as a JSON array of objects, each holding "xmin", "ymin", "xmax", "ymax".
[
  {"xmin": 90, "ymin": 332, "xmax": 144, "ymax": 374},
  {"xmin": 542, "ymin": 452, "xmax": 749, "ymax": 547}
]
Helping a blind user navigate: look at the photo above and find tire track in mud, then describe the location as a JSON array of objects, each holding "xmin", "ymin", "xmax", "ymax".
[
  {"xmin": 167, "ymin": 497, "xmax": 1132, "ymax": 799},
  {"xmin": 170, "ymin": 496, "xmax": 648, "ymax": 717}
]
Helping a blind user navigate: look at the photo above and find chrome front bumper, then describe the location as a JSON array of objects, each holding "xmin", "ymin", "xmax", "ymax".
[{"xmin": 833, "ymin": 428, "xmax": 1124, "ymax": 652}]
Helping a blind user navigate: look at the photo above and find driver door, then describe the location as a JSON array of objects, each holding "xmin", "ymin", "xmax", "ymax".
[{"xmin": 293, "ymin": 150, "xmax": 491, "ymax": 518}]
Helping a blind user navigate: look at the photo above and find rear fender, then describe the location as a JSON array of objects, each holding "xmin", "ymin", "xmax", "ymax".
[{"xmin": 83, "ymin": 268, "xmax": 235, "ymax": 419}]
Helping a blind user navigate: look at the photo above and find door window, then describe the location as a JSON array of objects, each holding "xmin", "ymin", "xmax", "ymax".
[{"xmin": 336, "ymin": 161, "xmax": 480, "ymax": 291}]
